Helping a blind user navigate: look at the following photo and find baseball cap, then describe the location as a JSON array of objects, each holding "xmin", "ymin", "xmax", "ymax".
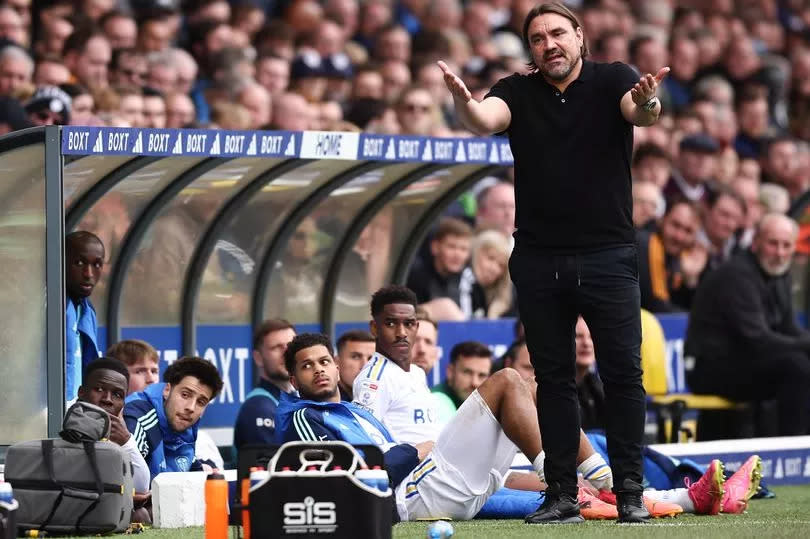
[
  {"xmin": 25, "ymin": 85, "xmax": 72, "ymax": 125},
  {"xmin": 322, "ymin": 52, "xmax": 353, "ymax": 79},
  {"xmin": 679, "ymin": 133, "xmax": 719, "ymax": 154},
  {"xmin": 290, "ymin": 50, "xmax": 326, "ymax": 80}
]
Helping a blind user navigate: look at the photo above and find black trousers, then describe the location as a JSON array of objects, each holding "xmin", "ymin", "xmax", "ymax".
[
  {"xmin": 510, "ymin": 243, "xmax": 645, "ymax": 496},
  {"xmin": 688, "ymin": 352, "xmax": 810, "ymax": 436}
]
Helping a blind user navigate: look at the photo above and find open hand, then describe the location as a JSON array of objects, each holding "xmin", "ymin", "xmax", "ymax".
[
  {"xmin": 631, "ymin": 67, "xmax": 670, "ymax": 106},
  {"xmin": 437, "ymin": 60, "xmax": 471, "ymax": 102}
]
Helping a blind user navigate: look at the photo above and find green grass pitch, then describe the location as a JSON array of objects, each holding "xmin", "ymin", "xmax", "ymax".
[{"xmin": 61, "ymin": 485, "xmax": 810, "ymax": 538}]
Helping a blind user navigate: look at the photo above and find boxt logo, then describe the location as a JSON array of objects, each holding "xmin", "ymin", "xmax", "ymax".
[{"xmin": 283, "ymin": 496, "xmax": 337, "ymax": 534}]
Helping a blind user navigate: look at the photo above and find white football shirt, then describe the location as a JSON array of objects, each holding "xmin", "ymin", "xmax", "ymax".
[{"xmin": 352, "ymin": 353, "xmax": 440, "ymax": 445}]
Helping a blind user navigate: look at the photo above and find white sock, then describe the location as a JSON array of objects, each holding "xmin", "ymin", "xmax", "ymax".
[
  {"xmin": 643, "ymin": 488, "xmax": 695, "ymax": 513},
  {"xmin": 577, "ymin": 453, "xmax": 613, "ymax": 491},
  {"xmin": 532, "ymin": 451, "xmax": 545, "ymax": 483}
]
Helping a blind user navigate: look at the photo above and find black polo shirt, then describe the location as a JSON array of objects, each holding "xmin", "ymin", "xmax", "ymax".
[{"xmin": 486, "ymin": 60, "xmax": 639, "ymax": 250}]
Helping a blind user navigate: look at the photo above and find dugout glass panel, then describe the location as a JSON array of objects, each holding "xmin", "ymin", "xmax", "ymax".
[
  {"xmin": 63, "ymin": 155, "xmax": 135, "ymax": 209},
  {"xmin": 261, "ymin": 162, "xmax": 424, "ymax": 325},
  {"xmin": 119, "ymin": 158, "xmax": 284, "ymax": 326},
  {"xmin": 195, "ymin": 159, "xmax": 359, "ymax": 325},
  {"xmin": 0, "ymin": 144, "xmax": 48, "ymax": 443},
  {"xmin": 71, "ymin": 157, "xmax": 205, "ymax": 324},
  {"xmin": 330, "ymin": 164, "xmax": 483, "ymax": 324}
]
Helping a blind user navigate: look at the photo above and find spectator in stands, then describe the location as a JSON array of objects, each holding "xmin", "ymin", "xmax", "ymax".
[
  {"xmin": 117, "ymin": 86, "xmax": 144, "ymax": 127},
  {"xmin": 141, "ymin": 87, "xmax": 166, "ymax": 128},
  {"xmin": 632, "ymin": 143, "xmax": 672, "ymax": 188},
  {"xmin": 475, "ymin": 180, "xmax": 515, "ymax": 239},
  {"xmin": 100, "ymin": 10, "xmax": 137, "ymax": 50},
  {"xmin": 125, "ymin": 356, "xmax": 223, "ymax": 479},
  {"xmin": 255, "ymin": 53, "xmax": 289, "ymax": 98},
  {"xmin": 761, "ymin": 136, "xmax": 802, "ymax": 201},
  {"xmin": 396, "ymin": 84, "xmax": 444, "ymax": 135},
  {"xmin": 407, "ymin": 217, "xmax": 480, "ymax": 321},
  {"xmin": 501, "ymin": 339, "xmax": 535, "ymax": 381},
  {"xmin": 637, "ymin": 201, "xmax": 706, "ymax": 312},
  {"xmin": 662, "ymin": 34, "xmax": 698, "ymax": 111},
  {"xmin": 470, "ymin": 228, "xmax": 513, "ymax": 318},
  {"xmin": 432, "ymin": 340, "xmax": 492, "ymax": 423},
  {"xmin": 574, "ymin": 317, "xmax": 605, "ymax": 432},
  {"xmin": 63, "ymin": 29, "xmax": 112, "ymax": 90},
  {"xmin": 109, "ymin": 48, "xmax": 147, "ymax": 88},
  {"xmin": 0, "ymin": 5, "xmax": 27, "ymax": 48},
  {"xmin": 237, "ymin": 81, "xmax": 272, "ymax": 129},
  {"xmin": 106, "ymin": 339, "xmax": 159, "ymax": 395},
  {"xmin": 335, "ymin": 329, "xmax": 375, "ymax": 401},
  {"xmin": 734, "ymin": 86, "xmax": 771, "ymax": 158},
  {"xmin": 77, "ymin": 358, "xmax": 150, "ymax": 494},
  {"xmin": 165, "ymin": 91, "xmax": 195, "ymax": 128},
  {"xmin": 663, "ymin": 133, "xmax": 719, "ymax": 206},
  {"xmin": 35, "ymin": 55, "xmax": 70, "ymax": 86},
  {"xmin": 137, "ymin": 15, "xmax": 173, "ymax": 54},
  {"xmin": 0, "ymin": 95, "xmax": 31, "ymax": 133},
  {"xmin": 411, "ymin": 309, "xmax": 439, "ymax": 376},
  {"xmin": 380, "ymin": 59, "xmax": 411, "ymax": 103},
  {"xmin": 233, "ymin": 319, "xmax": 296, "ymax": 449},
  {"xmin": 731, "ymin": 176, "xmax": 763, "ymax": 248},
  {"xmin": 270, "ymin": 91, "xmax": 313, "ymax": 131},
  {"xmin": 169, "ymin": 48, "xmax": 198, "ymax": 95},
  {"xmin": 0, "ymin": 45, "xmax": 32, "ymax": 97},
  {"xmin": 145, "ymin": 50, "xmax": 178, "ymax": 94},
  {"xmin": 699, "ymin": 185, "xmax": 746, "ymax": 272},
  {"xmin": 686, "ymin": 214, "xmax": 810, "ymax": 436},
  {"xmin": 65, "ymin": 230, "xmax": 103, "ymax": 402},
  {"xmin": 632, "ymin": 180, "xmax": 663, "ymax": 231}
]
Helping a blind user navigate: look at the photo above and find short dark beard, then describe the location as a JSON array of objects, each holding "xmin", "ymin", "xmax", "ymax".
[{"xmin": 539, "ymin": 51, "xmax": 582, "ymax": 82}]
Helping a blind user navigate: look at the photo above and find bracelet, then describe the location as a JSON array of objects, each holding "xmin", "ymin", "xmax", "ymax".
[{"xmin": 642, "ymin": 96, "xmax": 660, "ymax": 112}]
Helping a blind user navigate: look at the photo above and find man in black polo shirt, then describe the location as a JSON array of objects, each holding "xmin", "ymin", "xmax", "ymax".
[{"xmin": 439, "ymin": 2, "xmax": 669, "ymax": 524}]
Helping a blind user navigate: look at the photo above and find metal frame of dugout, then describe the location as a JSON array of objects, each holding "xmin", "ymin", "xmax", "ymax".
[{"xmin": 0, "ymin": 125, "xmax": 513, "ymax": 442}]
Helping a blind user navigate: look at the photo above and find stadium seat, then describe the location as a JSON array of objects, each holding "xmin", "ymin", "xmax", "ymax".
[{"xmin": 640, "ymin": 310, "xmax": 747, "ymax": 443}]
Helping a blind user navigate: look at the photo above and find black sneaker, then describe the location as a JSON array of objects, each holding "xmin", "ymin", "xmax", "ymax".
[
  {"xmin": 525, "ymin": 492, "xmax": 584, "ymax": 524},
  {"xmin": 616, "ymin": 480, "xmax": 651, "ymax": 524}
]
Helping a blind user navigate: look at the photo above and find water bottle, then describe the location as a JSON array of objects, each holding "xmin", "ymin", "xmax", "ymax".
[{"xmin": 205, "ymin": 473, "xmax": 228, "ymax": 539}]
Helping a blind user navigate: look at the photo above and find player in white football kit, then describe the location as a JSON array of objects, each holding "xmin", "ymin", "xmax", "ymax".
[{"xmin": 350, "ymin": 285, "xmax": 550, "ymax": 520}]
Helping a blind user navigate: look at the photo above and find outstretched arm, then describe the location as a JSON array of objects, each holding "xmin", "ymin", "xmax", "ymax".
[
  {"xmin": 620, "ymin": 66, "xmax": 670, "ymax": 127},
  {"xmin": 438, "ymin": 60, "xmax": 511, "ymax": 136}
]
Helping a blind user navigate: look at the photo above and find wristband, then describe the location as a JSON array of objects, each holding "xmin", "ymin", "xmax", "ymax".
[{"xmin": 642, "ymin": 96, "xmax": 660, "ymax": 112}]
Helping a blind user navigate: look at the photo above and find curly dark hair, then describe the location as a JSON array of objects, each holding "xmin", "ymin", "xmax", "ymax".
[
  {"xmin": 164, "ymin": 356, "xmax": 224, "ymax": 399},
  {"xmin": 284, "ymin": 333, "xmax": 333, "ymax": 375},
  {"xmin": 370, "ymin": 285, "xmax": 418, "ymax": 317}
]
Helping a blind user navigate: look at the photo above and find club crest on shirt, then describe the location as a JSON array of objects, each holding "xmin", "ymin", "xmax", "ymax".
[
  {"xmin": 175, "ymin": 456, "xmax": 190, "ymax": 471},
  {"xmin": 356, "ymin": 379, "xmax": 379, "ymax": 407}
]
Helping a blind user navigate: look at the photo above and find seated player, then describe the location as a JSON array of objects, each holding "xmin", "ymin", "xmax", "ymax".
[
  {"xmin": 77, "ymin": 358, "xmax": 150, "ymax": 494},
  {"xmin": 124, "ymin": 356, "xmax": 223, "ymax": 479},
  {"xmin": 108, "ymin": 339, "xmax": 224, "ymax": 468},
  {"xmin": 277, "ymin": 332, "xmax": 555, "ymax": 521}
]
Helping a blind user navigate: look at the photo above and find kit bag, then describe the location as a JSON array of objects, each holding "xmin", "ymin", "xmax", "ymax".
[{"xmin": 5, "ymin": 436, "xmax": 134, "ymax": 534}]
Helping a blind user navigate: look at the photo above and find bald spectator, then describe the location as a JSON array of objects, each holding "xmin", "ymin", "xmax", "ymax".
[
  {"xmin": 686, "ymin": 214, "xmax": 810, "ymax": 436},
  {"xmin": 63, "ymin": 31, "xmax": 112, "ymax": 90},
  {"xmin": 0, "ymin": 45, "xmax": 32, "ymax": 97},
  {"xmin": 271, "ymin": 91, "xmax": 312, "ymax": 131},
  {"xmin": 475, "ymin": 180, "xmax": 515, "ymax": 239},
  {"xmin": 165, "ymin": 92, "xmax": 195, "ymax": 128},
  {"xmin": 256, "ymin": 54, "xmax": 289, "ymax": 97},
  {"xmin": 314, "ymin": 19, "xmax": 345, "ymax": 58},
  {"xmin": 238, "ymin": 81, "xmax": 272, "ymax": 129},
  {"xmin": 100, "ymin": 10, "xmax": 137, "ymax": 50}
]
